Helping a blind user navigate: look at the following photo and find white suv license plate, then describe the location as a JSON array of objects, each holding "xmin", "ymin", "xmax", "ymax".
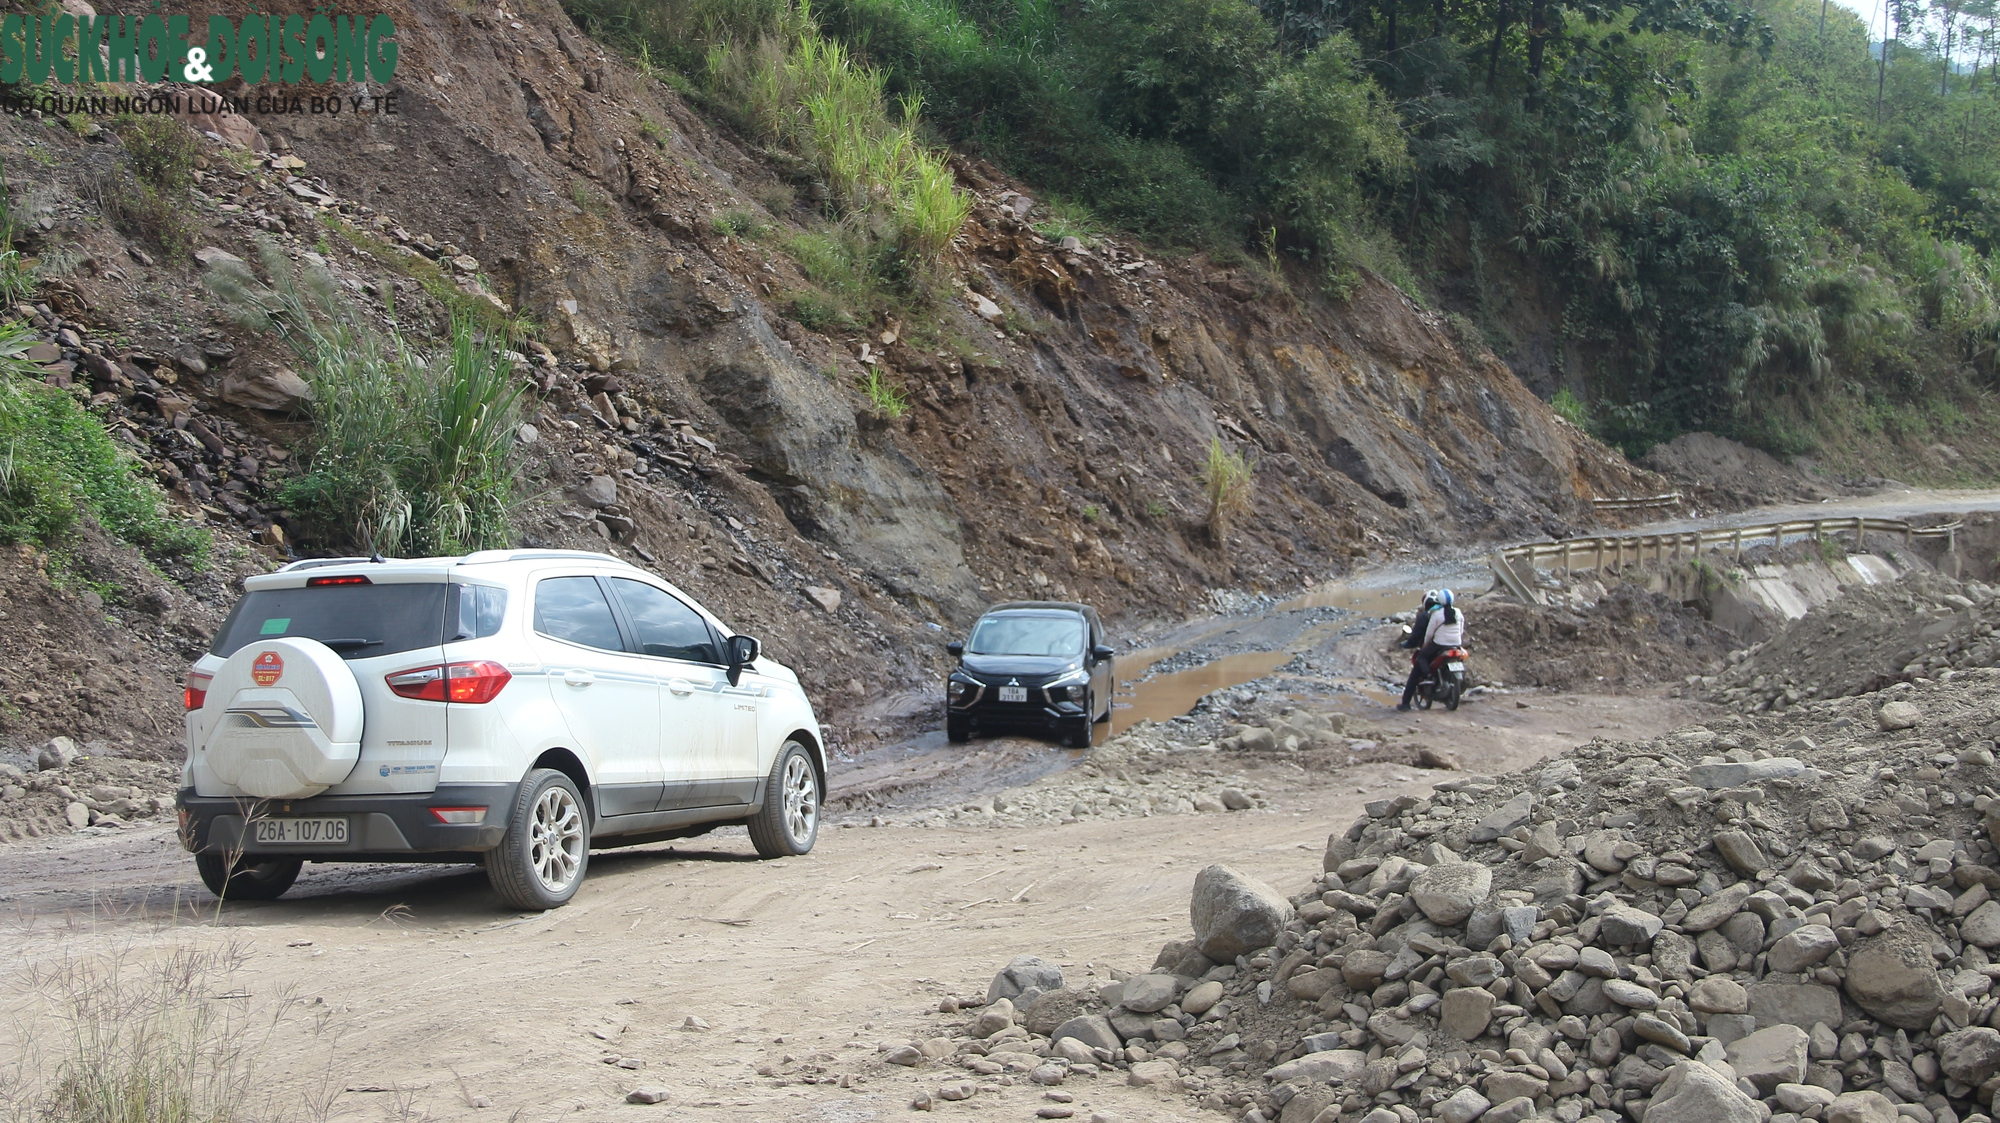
[
  {"xmin": 253, "ymin": 817, "xmax": 349, "ymax": 845},
  {"xmin": 998, "ymin": 686, "xmax": 1028, "ymax": 703}
]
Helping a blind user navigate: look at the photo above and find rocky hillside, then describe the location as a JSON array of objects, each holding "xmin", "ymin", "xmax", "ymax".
[{"xmin": 0, "ymin": 0, "xmax": 1661, "ymax": 758}]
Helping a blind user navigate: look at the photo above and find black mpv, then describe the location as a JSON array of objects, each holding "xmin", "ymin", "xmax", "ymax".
[{"xmin": 945, "ymin": 602, "xmax": 1113, "ymax": 747}]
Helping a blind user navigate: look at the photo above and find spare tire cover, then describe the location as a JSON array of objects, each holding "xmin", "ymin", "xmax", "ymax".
[{"xmin": 200, "ymin": 637, "xmax": 364, "ymax": 799}]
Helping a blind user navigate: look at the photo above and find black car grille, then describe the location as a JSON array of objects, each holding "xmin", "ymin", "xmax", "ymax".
[{"xmin": 967, "ymin": 672, "xmax": 1057, "ymax": 707}]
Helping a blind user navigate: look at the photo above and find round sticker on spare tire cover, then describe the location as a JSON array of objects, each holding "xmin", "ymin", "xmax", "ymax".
[{"xmin": 252, "ymin": 651, "xmax": 284, "ymax": 686}]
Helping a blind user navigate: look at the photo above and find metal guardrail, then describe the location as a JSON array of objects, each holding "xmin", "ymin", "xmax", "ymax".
[
  {"xmin": 1492, "ymin": 515, "xmax": 1964, "ymax": 602},
  {"xmin": 1591, "ymin": 493, "xmax": 1683, "ymax": 512}
]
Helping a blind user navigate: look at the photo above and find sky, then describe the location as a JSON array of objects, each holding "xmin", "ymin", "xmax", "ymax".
[{"xmin": 1827, "ymin": 0, "xmax": 1887, "ymax": 41}]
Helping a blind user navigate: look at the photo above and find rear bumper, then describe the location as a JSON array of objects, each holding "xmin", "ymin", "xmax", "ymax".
[{"xmin": 176, "ymin": 783, "xmax": 518, "ymax": 858}]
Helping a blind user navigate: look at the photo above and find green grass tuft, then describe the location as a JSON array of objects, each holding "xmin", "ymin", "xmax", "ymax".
[{"xmin": 205, "ymin": 239, "xmax": 524, "ymax": 557}]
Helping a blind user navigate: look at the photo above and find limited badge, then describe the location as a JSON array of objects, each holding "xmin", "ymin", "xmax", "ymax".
[{"xmin": 252, "ymin": 651, "xmax": 285, "ymax": 686}]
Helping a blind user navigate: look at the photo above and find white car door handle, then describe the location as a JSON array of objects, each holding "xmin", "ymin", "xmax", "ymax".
[
  {"xmin": 563, "ymin": 670, "xmax": 596, "ymax": 686},
  {"xmin": 667, "ymin": 679, "xmax": 695, "ymax": 696}
]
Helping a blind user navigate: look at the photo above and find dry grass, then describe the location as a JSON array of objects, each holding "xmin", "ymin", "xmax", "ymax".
[{"xmin": 4, "ymin": 941, "xmax": 295, "ymax": 1123}]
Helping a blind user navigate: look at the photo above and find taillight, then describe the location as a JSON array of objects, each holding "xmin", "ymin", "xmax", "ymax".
[
  {"xmin": 307, "ymin": 575, "xmax": 371, "ymax": 586},
  {"xmin": 184, "ymin": 672, "xmax": 212, "ymax": 711},
  {"xmin": 386, "ymin": 661, "xmax": 512, "ymax": 704}
]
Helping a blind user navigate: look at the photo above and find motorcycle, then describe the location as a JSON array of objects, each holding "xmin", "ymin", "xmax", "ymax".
[
  {"xmin": 1418, "ymin": 646, "xmax": 1470, "ymax": 711},
  {"xmin": 1398, "ymin": 624, "xmax": 1470, "ymax": 711}
]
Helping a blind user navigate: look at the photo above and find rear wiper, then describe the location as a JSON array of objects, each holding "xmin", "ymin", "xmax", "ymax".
[{"xmin": 319, "ymin": 638, "xmax": 383, "ymax": 651}]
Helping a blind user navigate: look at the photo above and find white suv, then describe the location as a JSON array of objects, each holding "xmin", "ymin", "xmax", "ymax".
[{"xmin": 175, "ymin": 550, "xmax": 826, "ymax": 909}]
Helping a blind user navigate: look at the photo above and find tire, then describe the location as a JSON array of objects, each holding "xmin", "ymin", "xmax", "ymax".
[
  {"xmin": 748, "ymin": 741, "xmax": 821, "ymax": 859},
  {"xmin": 947, "ymin": 714, "xmax": 971, "ymax": 743},
  {"xmin": 194, "ymin": 852, "xmax": 303, "ymax": 902},
  {"xmin": 1444, "ymin": 677, "xmax": 1462, "ymax": 711},
  {"xmin": 1416, "ymin": 684, "xmax": 1434, "ymax": 711},
  {"xmin": 1062, "ymin": 720, "xmax": 1092, "ymax": 749},
  {"xmin": 484, "ymin": 768, "xmax": 590, "ymax": 910}
]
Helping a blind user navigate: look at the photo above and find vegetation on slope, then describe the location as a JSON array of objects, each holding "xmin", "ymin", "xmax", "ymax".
[
  {"xmin": 570, "ymin": 0, "xmax": 1999, "ymax": 466},
  {"xmin": 206, "ymin": 241, "xmax": 523, "ymax": 557}
]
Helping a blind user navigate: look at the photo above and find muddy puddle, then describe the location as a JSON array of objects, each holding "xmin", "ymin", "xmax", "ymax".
[{"xmin": 1106, "ymin": 650, "xmax": 1291, "ymax": 738}]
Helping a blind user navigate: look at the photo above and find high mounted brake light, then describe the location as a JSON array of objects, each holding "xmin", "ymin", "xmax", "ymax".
[
  {"xmin": 386, "ymin": 661, "xmax": 512, "ymax": 704},
  {"xmin": 183, "ymin": 671, "xmax": 213, "ymax": 711},
  {"xmin": 307, "ymin": 575, "xmax": 372, "ymax": 586}
]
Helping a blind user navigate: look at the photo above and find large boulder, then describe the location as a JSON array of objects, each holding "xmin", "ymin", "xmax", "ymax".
[
  {"xmin": 1725, "ymin": 1024, "xmax": 1810, "ymax": 1092},
  {"xmin": 218, "ymin": 366, "xmax": 313, "ymax": 412},
  {"xmin": 1050, "ymin": 1015, "xmax": 1120, "ymax": 1054},
  {"xmin": 1844, "ymin": 924, "xmax": 1944, "ymax": 1029},
  {"xmin": 987, "ymin": 956, "xmax": 1065, "ymax": 1006},
  {"xmin": 1117, "ymin": 973, "xmax": 1179, "ymax": 1014},
  {"xmin": 1644, "ymin": 1061, "xmax": 1765, "ymax": 1123},
  {"xmin": 1937, "ymin": 1027, "xmax": 2000, "ymax": 1086},
  {"xmin": 1190, "ymin": 864, "xmax": 1294, "ymax": 961},
  {"xmin": 1826, "ymin": 1092, "xmax": 1900, "ymax": 1123},
  {"xmin": 1410, "ymin": 862, "xmax": 1493, "ymax": 926}
]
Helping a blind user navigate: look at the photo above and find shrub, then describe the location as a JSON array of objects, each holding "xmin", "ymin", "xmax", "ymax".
[
  {"xmin": 0, "ymin": 321, "xmax": 207, "ymax": 563},
  {"xmin": 205, "ymin": 240, "xmax": 523, "ymax": 556},
  {"xmin": 1550, "ymin": 387, "xmax": 1591, "ymax": 428},
  {"xmin": 1199, "ymin": 436, "xmax": 1254, "ymax": 541},
  {"xmin": 95, "ymin": 116, "xmax": 203, "ymax": 255}
]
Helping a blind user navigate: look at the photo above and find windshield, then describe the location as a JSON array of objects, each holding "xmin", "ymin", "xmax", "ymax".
[
  {"xmin": 968, "ymin": 614, "xmax": 1084, "ymax": 657},
  {"xmin": 210, "ymin": 583, "xmax": 449, "ymax": 660}
]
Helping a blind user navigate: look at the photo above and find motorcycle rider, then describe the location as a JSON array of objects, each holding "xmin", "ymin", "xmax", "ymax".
[
  {"xmin": 1398, "ymin": 588, "xmax": 1465, "ymax": 712},
  {"xmin": 1401, "ymin": 590, "xmax": 1440, "ymax": 649}
]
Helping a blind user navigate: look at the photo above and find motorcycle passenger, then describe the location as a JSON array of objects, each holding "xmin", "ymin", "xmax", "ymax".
[
  {"xmin": 1401, "ymin": 590, "xmax": 1440, "ymax": 649},
  {"xmin": 1398, "ymin": 589, "xmax": 1465, "ymax": 712}
]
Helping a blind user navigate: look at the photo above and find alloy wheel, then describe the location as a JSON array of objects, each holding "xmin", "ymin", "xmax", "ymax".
[
  {"xmin": 782, "ymin": 753, "xmax": 818, "ymax": 844},
  {"xmin": 529, "ymin": 785, "xmax": 585, "ymax": 892}
]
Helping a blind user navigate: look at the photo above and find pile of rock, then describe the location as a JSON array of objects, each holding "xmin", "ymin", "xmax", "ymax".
[
  {"xmin": 0, "ymin": 737, "xmax": 177, "ymax": 841},
  {"xmin": 1705, "ymin": 575, "xmax": 1999, "ymax": 711},
  {"xmin": 920, "ymin": 668, "xmax": 2000, "ymax": 1123}
]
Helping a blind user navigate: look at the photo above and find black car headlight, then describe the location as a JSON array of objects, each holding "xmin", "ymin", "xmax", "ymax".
[
  {"xmin": 947, "ymin": 677, "xmax": 974, "ymax": 699},
  {"xmin": 1049, "ymin": 674, "xmax": 1088, "ymax": 702}
]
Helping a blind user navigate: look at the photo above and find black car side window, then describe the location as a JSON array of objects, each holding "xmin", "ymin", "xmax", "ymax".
[
  {"xmin": 608, "ymin": 578, "xmax": 722, "ymax": 664},
  {"xmin": 533, "ymin": 577, "xmax": 624, "ymax": 652}
]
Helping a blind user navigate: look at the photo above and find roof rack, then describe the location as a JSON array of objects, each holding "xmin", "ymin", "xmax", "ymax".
[
  {"xmin": 457, "ymin": 549, "xmax": 630, "ymax": 566},
  {"xmin": 278, "ymin": 557, "xmax": 379, "ymax": 572}
]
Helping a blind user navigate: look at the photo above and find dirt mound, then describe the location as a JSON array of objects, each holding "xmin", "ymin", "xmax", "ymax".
[
  {"xmin": 1705, "ymin": 573, "xmax": 1999, "ymax": 709},
  {"xmin": 0, "ymin": 535, "xmax": 245, "ymax": 763},
  {"xmin": 1642, "ymin": 432, "xmax": 1862, "ymax": 509},
  {"xmin": 1474, "ymin": 585, "xmax": 1733, "ymax": 690},
  {"xmin": 922, "ymin": 660, "xmax": 2000, "ymax": 1123}
]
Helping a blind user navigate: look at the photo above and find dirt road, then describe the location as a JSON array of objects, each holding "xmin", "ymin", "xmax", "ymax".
[
  {"xmin": 0, "ymin": 684, "xmax": 1715, "ymax": 1122},
  {"xmin": 6, "ymin": 488, "xmax": 1973, "ymax": 1120}
]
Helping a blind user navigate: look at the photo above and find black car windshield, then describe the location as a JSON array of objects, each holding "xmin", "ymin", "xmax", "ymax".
[
  {"xmin": 968, "ymin": 614, "xmax": 1083, "ymax": 657},
  {"xmin": 210, "ymin": 583, "xmax": 449, "ymax": 660}
]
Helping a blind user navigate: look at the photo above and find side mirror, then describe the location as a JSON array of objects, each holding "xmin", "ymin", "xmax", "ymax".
[
  {"xmin": 726, "ymin": 634, "xmax": 759, "ymax": 686},
  {"xmin": 1091, "ymin": 645, "xmax": 1114, "ymax": 661},
  {"xmin": 946, "ymin": 641, "xmax": 964, "ymax": 658}
]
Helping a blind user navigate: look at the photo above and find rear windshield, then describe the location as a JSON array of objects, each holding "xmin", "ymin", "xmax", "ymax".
[
  {"xmin": 968, "ymin": 613, "xmax": 1084, "ymax": 657},
  {"xmin": 210, "ymin": 583, "xmax": 449, "ymax": 660}
]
